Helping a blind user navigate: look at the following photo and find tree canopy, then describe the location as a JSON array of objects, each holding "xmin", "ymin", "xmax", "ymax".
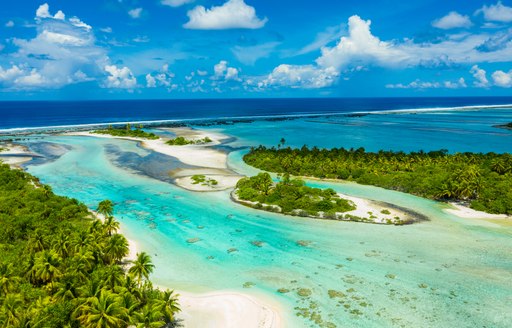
[
  {"xmin": 0, "ymin": 163, "xmax": 181, "ymax": 327},
  {"xmin": 244, "ymin": 146, "xmax": 512, "ymax": 215}
]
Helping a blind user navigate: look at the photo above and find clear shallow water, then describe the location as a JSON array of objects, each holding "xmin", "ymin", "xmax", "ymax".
[{"xmin": 18, "ymin": 108, "xmax": 512, "ymax": 328}]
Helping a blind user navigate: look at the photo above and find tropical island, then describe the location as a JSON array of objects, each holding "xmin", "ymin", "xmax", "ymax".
[
  {"xmin": 233, "ymin": 173, "xmax": 415, "ymax": 225},
  {"xmin": 0, "ymin": 163, "xmax": 181, "ymax": 327},
  {"xmin": 243, "ymin": 146, "xmax": 512, "ymax": 215},
  {"xmin": 92, "ymin": 124, "xmax": 159, "ymax": 140}
]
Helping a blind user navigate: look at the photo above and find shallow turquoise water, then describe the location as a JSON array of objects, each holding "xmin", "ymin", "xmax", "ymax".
[{"xmin": 23, "ymin": 110, "xmax": 512, "ymax": 328}]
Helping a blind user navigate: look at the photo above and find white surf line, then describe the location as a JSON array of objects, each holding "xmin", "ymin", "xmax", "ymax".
[{"xmin": 2, "ymin": 103, "xmax": 512, "ymax": 134}]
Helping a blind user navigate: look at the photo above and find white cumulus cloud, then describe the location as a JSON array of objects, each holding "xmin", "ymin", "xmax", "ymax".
[
  {"xmin": 36, "ymin": 3, "xmax": 51, "ymax": 19},
  {"xmin": 5, "ymin": 20, "xmax": 14, "ymax": 28},
  {"xmin": 145, "ymin": 65, "xmax": 176, "ymax": 90},
  {"xmin": 492, "ymin": 69, "xmax": 512, "ymax": 87},
  {"xmin": 470, "ymin": 65, "xmax": 489, "ymax": 87},
  {"xmin": 213, "ymin": 60, "xmax": 240, "ymax": 81},
  {"xmin": 104, "ymin": 65, "xmax": 137, "ymax": 89},
  {"xmin": 432, "ymin": 11, "xmax": 472, "ymax": 29},
  {"xmin": 476, "ymin": 1, "xmax": 512, "ymax": 22},
  {"xmin": 259, "ymin": 65, "xmax": 339, "ymax": 89},
  {"xmin": 316, "ymin": 15, "xmax": 409, "ymax": 70},
  {"xmin": 36, "ymin": 3, "xmax": 65, "ymax": 20},
  {"xmin": 184, "ymin": 0, "xmax": 267, "ymax": 30},
  {"xmin": 0, "ymin": 4, "xmax": 106, "ymax": 89}
]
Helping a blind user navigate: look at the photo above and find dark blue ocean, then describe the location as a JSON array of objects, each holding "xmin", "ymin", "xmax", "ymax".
[{"xmin": 1, "ymin": 97, "xmax": 512, "ymax": 131}]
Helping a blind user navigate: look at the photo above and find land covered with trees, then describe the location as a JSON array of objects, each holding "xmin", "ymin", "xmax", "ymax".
[
  {"xmin": 235, "ymin": 173, "xmax": 355, "ymax": 218},
  {"xmin": 93, "ymin": 124, "xmax": 159, "ymax": 140},
  {"xmin": 0, "ymin": 163, "xmax": 180, "ymax": 327},
  {"xmin": 244, "ymin": 146, "xmax": 512, "ymax": 215}
]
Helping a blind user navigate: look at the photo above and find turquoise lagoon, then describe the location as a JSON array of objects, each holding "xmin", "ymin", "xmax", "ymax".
[{"xmin": 21, "ymin": 108, "xmax": 512, "ymax": 328}]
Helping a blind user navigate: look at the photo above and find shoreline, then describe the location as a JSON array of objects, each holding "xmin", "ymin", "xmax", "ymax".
[
  {"xmin": 2, "ymin": 102, "xmax": 512, "ymax": 135},
  {"xmin": 231, "ymin": 189, "xmax": 423, "ymax": 225},
  {"xmin": 0, "ymin": 143, "xmax": 38, "ymax": 168},
  {"xmin": 444, "ymin": 202, "xmax": 512, "ymax": 220},
  {"xmin": 63, "ymin": 128, "xmax": 242, "ymax": 191},
  {"xmin": 122, "ymin": 235, "xmax": 284, "ymax": 328},
  {"xmin": 299, "ymin": 176, "xmax": 511, "ymax": 220}
]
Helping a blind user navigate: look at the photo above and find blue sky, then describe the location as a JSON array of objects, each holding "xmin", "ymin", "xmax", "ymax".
[{"xmin": 1, "ymin": 0, "xmax": 512, "ymax": 99}]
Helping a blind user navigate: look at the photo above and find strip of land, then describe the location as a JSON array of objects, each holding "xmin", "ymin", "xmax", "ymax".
[
  {"xmin": 445, "ymin": 202, "xmax": 512, "ymax": 220},
  {"xmin": 0, "ymin": 143, "xmax": 37, "ymax": 168},
  {"xmin": 64, "ymin": 127, "xmax": 244, "ymax": 191}
]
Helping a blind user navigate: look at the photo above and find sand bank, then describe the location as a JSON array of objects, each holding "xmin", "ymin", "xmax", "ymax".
[
  {"xmin": 445, "ymin": 203, "xmax": 511, "ymax": 220},
  {"xmin": 0, "ymin": 143, "xmax": 36, "ymax": 168},
  {"xmin": 339, "ymin": 193, "xmax": 418, "ymax": 224},
  {"xmin": 176, "ymin": 290, "xmax": 283, "ymax": 328},
  {"xmin": 64, "ymin": 128, "xmax": 242, "ymax": 191},
  {"xmin": 232, "ymin": 189, "xmax": 420, "ymax": 224},
  {"xmin": 175, "ymin": 174, "xmax": 243, "ymax": 192}
]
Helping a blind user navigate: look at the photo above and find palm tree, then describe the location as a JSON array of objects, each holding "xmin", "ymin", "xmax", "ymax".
[
  {"xmin": 72, "ymin": 248, "xmax": 96, "ymax": 276},
  {"xmin": 77, "ymin": 291, "xmax": 127, "ymax": 328},
  {"xmin": 157, "ymin": 290, "xmax": 181, "ymax": 325},
  {"xmin": 27, "ymin": 229, "xmax": 46, "ymax": 252},
  {"xmin": 103, "ymin": 216, "xmax": 120, "ymax": 237},
  {"xmin": 97, "ymin": 200, "xmax": 114, "ymax": 218},
  {"xmin": 128, "ymin": 252, "xmax": 154, "ymax": 286},
  {"xmin": 118, "ymin": 291, "xmax": 140, "ymax": 325},
  {"xmin": 53, "ymin": 275, "xmax": 79, "ymax": 302},
  {"xmin": 491, "ymin": 159, "xmax": 506, "ymax": 175},
  {"xmin": 0, "ymin": 263, "xmax": 20, "ymax": 296},
  {"xmin": 103, "ymin": 265, "xmax": 125, "ymax": 289},
  {"xmin": 52, "ymin": 231, "xmax": 71, "ymax": 258},
  {"xmin": 0, "ymin": 293, "xmax": 24, "ymax": 327},
  {"xmin": 105, "ymin": 234, "xmax": 129, "ymax": 264},
  {"xmin": 30, "ymin": 250, "xmax": 62, "ymax": 285},
  {"xmin": 133, "ymin": 302, "xmax": 164, "ymax": 328}
]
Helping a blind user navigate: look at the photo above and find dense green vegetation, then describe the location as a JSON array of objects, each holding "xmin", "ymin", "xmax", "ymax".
[
  {"xmin": 166, "ymin": 136, "xmax": 212, "ymax": 146},
  {"xmin": 191, "ymin": 175, "xmax": 218, "ymax": 186},
  {"xmin": 93, "ymin": 124, "xmax": 159, "ymax": 140},
  {"xmin": 235, "ymin": 173, "xmax": 355, "ymax": 217},
  {"xmin": 0, "ymin": 163, "xmax": 181, "ymax": 327},
  {"xmin": 244, "ymin": 146, "xmax": 512, "ymax": 215}
]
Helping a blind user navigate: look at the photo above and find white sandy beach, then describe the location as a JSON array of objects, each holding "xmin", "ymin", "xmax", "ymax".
[
  {"xmin": 232, "ymin": 189, "xmax": 417, "ymax": 224},
  {"xmin": 177, "ymin": 290, "xmax": 283, "ymax": 328},
  {"xmin": 339, "ymin": 192, "xmax": 414, "ymax": 223},
  {"xmin": 445, "ymin": 202, "xmax": 511, "ymax": 220},
  {"xmin": 123, "ymin": 236, "xmax": 283, "ymax": 328},
  {"xmin": 64, "ymin": 128, "xmax": 242, "ymax": 191},
  {"xmin": 0, "ymin": 143, "xmax": 35, "ymax": 168}
]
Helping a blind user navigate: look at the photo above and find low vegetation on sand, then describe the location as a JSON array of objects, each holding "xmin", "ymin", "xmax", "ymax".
[
  {"xmin": 166, "ymin": 136, "xmax": 212, "ymax": 146},
  {"xmin": 234, "ymin": 173, "xmax": 355, "ymax": 218},
  {"xmin": 93, "ymin": 124, "xmax": 159, "ymax": 140},
  {"xmin": 244, "ymin": 146, "xmax": 512, "ymax": 215},
  {"xmin": 191, "ymin": 174, "xmax": 218, "ymax": 186},
  {"xmin": 0, "ymin": 163, "xmax": 181, "ymax": 327}
]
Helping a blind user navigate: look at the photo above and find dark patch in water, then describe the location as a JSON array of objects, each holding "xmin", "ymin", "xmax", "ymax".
[
  {"xmin": 20, "ymin": 141, "xmax": 72, "ymax": 166},
  {"xmin": 105, "ymin": 144, "xmax": 194, "ymax": 183}
]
